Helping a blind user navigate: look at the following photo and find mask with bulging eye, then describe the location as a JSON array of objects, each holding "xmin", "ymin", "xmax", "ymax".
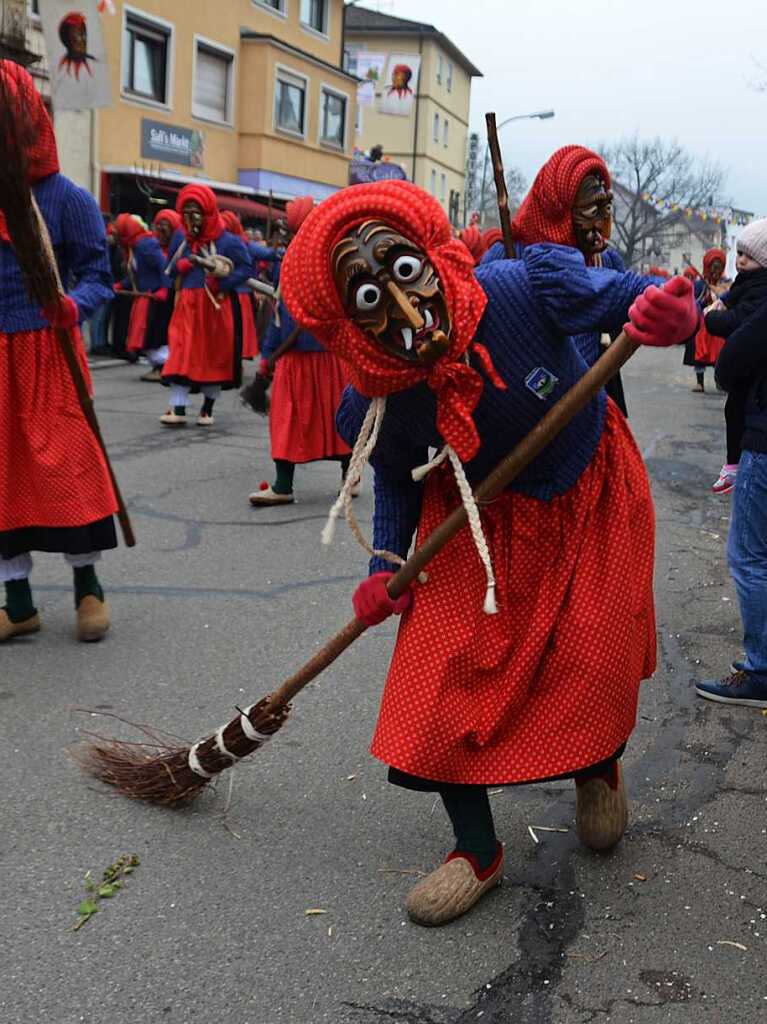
[
  {"xmin": 182, "ymin": 201, "xmax": 204, "ymax": 238},
  {"xmin": 572, "ymin": 174, "xmax": 613, "ymax": 257},
  {"xmin": 331, "ymin": 220, "xmax": 451, "ymax": 364}
]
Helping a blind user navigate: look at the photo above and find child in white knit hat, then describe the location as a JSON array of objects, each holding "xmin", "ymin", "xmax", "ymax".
[{"xmin": 705, "ymin": 218, "xmax": 767, "ymax": 493}]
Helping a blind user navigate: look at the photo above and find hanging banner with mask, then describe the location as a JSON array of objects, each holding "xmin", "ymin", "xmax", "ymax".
[
  {"xmin": 38, "ymin": 0, "xmax": 112, "ymax": 110},
  {"xmin": 379, "ymin": 54, "xmax": 421, "ymax": 118}
]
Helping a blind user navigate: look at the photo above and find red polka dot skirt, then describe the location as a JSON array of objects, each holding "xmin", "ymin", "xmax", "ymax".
[
  {"xmin": 371, "ymin": 400, "xmax": 657, "ymax": 785},
  {"xmin": 0, "ymin": 327, "xmax": 118, "ymax": 532}
]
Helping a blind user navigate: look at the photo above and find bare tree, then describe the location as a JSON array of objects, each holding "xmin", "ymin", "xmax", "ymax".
[
  {"xmin": 473, "ymin": 157, "xmax": 526, "ymax": 228},
  {"xmin": 599, "ymin": 135, "xmax": 727, "ymax": 268}
]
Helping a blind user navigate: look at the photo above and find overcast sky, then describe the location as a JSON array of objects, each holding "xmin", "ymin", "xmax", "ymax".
[{"xmin": 358, "ymin": 0, "xmax": 767, "ymax": 215}]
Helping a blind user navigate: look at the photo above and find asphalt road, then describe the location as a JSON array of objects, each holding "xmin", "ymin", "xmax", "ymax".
[{"xmin": 1, "ymin": 349, "xmax": 765, "ymax": 1024}]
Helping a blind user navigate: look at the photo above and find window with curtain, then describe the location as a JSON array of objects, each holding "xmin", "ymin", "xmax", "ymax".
[
  {"xmin": 436, "ymin": 55, "xmax": 443, "ymax": 84},
  {"xmin": 257, "ymin": 0, "xmax": 285, "ymax": 11},
  {"xmin": 443, "ymin": 119, "xmax": 449, "ymax": 147},
  {"xmin": 433, "ymin": 112, "xmax": 439, "ymax": 142},
  {"xmin": 274, "ymin": 70, "xmax": 306, "ymax": 134},
  {"xmin": 193, "ymin": 45, "xmax": 232, "ymax": 123},
  {"xmin": 124, "ymin": 15, "xmax": 171, "ymax": 104},
  {"xmin": 447, "ymin": 62, "xmax": 453, "ymax": 93},
  {"xmin": 300, "ymin": 0, "xmax": 326, "ymax": 32},
  {"xmin": 430, "ymin": 169, "xmax": 436, "ymax": 194},
  {"xmin": 320, "ymin": 89, "xmax": 346, "ymax": 147},
  {"xmin": 440, "ymin": 174, "xmax": 446, "ymax": 202}
]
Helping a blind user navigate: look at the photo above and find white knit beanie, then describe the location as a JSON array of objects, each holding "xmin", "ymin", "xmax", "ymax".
[{"xmin": 737, "ymin": 218, "xmax": 767, "ymax": 268}]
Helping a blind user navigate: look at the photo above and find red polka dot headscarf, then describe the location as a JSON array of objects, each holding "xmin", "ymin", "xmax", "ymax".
[
  {"xmin": 512, "ymin": 145, "xmax": 611, "ymax": 248},
  {"xmin": 281, "ymin": 180, "xmax": 494, "ymax": 461}
]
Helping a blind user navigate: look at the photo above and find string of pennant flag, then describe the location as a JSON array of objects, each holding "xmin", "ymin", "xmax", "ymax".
[{"xmin": 639, "ymin": 192, "xmax": 752, "ymax": 226}]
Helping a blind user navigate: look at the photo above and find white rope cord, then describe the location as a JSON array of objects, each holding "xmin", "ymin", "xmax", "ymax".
[
  {"xmin": 239, "ymin": 704, "xmax": 275, "ymax": 745},
  {"xmin": 187, "ymin": 743, "xmax": 213, "ymax": 779},
  {"xmin": 411, "ymin": 446, "xmax": 450, "ymax": 482},
  {"xmin": 445, "ymin": 447, "xmax": 497, "ymax": 614},
  {"xmin": 214, "ymin": 726, "xmax": 239, "ymax": 762}
]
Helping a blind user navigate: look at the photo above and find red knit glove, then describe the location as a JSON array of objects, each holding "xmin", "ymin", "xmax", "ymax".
[
  {"xmin": 205, "ymin": 275, "xmax": 221, "ymax": 296},
  {"xmin": 625, "ymin": 276, "xmax": 699, "ymax": 347},
  {"xmin": 258, "ymin": 356, "xmax": 271, "ymax": 377},
  {"xmin": 352, "ymin": 572, "xmax": 412, "ymax": 627},
  {"xmin": 113, "ymin": 282, "xmax": 123, "ymax": 292},
  {"xmin": 176, "ymin": 257, "xmax": 193, "ymax": 276},
  {"xmin": 153, "ymin": 288, "xmax": 169, "ymax": 302},
  {"xmin": 42, "ymin": 294, "xmax": 79, "ymax": 330}
]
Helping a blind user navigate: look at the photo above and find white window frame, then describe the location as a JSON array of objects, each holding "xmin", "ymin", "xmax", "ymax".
[
  {"xmin": 273, "ymin": 63, "xmax": 309, "ymax": 140},
  {"xmin": 252, "ymin": 0, "xmax": 288, "ymax": 20},
  {"xmin": 192, "ymin": 34, "xmax": 236, "ymax": 127},
  {"xmin": 432, "ymin": 111, "xmax": 439, "ymax": 142},
  {"xmin": 121, "ymin": 4, "xmax": 175, "ymax": 112},
  {"xmin": 436, "ymin": 54, "xmax": 443, "ymax": 85},
  {"xmin": 318, "ymin": 83, "xmax": 349, "ymax": 151},
  {"xmin": 447, "ymin": 61, "xmax": 453, "ymax": 93},
  {"xmin": 299, "ymin": 0, "xmax": 329, "ymax": 40},
  {"xmin": 443, "ymin": 118, "xmax": 449, "ymax": 148}
]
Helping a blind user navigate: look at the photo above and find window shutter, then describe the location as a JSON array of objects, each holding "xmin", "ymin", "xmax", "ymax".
[{"xmin": 195, "ymin": 48, "xmax": 229, "ymax": 121}]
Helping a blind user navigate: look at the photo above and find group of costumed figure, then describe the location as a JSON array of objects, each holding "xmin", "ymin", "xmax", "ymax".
[{"xmin": 3, "ymin": 58, "xmax": 706, "ymax": 927}]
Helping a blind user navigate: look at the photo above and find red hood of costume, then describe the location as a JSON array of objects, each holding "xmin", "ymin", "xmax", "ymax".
[
  {"xmin": 281, "ymin": 181, "xmax": 496, "ymax": 461},
  {"xmin": 114, "ymin": 213, "xmax": 151, "ymax": 248},
  {"xmin": 0, "ymin": 60, "xmax": 59, "ymax": 184},
  {"xmin": 154, "ymin": 209, "xmax": 182, "ymax": 233},
  {"xmin": 460, "ymin": 225, "xmax": 484, "ymax": 265},
  {"xmin": 175, "ymin": 183, "xmax": 224, "ymax": 248},
  {"xmin": 703, "ymin": 248, "xmax": 726, "ymax": 280},
  {"xmin": 221, "ymin": 210, "xmax": 244, "ymax": 237},
  {"xmin": 512, "ymin": 145, "xmax": 611, "ymax": 248},
  {"xmin": 285, "ymin": 196, "xmax": 315, "ymax": 235}
]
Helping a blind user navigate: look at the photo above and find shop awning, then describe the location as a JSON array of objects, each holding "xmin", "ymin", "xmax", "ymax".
[{"xmin": 215, "ymin": 194, "xmax": 281, "ymax": 220}]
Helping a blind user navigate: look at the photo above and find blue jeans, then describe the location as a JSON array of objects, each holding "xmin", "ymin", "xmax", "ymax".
[
  {"xmin": 727, "ymin": 449, "xmax": 767, "ymax": 680},
  {"xmin": 88, "ymin": 299, "xmax": 112, "ymax": 353}
]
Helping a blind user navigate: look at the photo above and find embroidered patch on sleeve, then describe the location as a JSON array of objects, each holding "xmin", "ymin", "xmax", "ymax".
[{"xmin": 524, "ymin": 366, "xmax": 559, "ymax": 400}]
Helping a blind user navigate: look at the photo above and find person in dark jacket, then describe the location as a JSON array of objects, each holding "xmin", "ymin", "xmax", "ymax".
[
  {"xmin": 696, "ymin": 294, "xmax": 767, "ymax": 707},
  {"xmin": 703, "ymin": 219, "xmax": 767, "ymax": 493}
]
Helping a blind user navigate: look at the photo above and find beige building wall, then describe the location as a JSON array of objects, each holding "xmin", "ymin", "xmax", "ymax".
[{"xmin": 348, "ymin": 28, "xmax": 476, "ymax": 221}]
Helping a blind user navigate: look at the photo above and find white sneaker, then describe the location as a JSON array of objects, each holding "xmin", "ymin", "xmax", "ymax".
[{"xmin": 196, "ymin": 413, "xmax": 215, "ymax": 426}]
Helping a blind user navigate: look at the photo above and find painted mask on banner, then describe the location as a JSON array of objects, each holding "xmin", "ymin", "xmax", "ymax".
[
  {"xmin": 572, "ymin": 174, "xmax": 613, "ymax": 257},
  {"xmin": 332, "ymin": 220, "xmax": 451, "ymax": 365},
  {"xmin": 182, "ymin": 201, "xmax": 204, "ymax": 239}
]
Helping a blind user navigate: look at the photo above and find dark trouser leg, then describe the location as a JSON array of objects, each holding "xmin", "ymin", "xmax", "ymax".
[
  {"xmin": 725, "ymin": 391, "xmax": 746, "ymax": 467},
  {"xmin": 695, "ymin": 366, "xmax": 705, "ymax": 389},
  {"xmin": 273, "ymin": 459, "xmax": 295, "ymax": 495},
  {"xmin": 339, "ymin": 454, "xmax": 351, "ymax": 480},
  {"xmin": 439, "ymin": 784, "xmax": 498, "ymax": 871}
]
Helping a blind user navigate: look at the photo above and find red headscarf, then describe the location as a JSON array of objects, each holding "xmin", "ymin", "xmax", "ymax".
[
  {"xmin": 221, "ymin": 210, "xmax": 244, "ymax": 237},
  {"xmin": 481, "ymin": 227, "xmax": 503, "ymax": 252},
  {"xmin": 682, "ymin": 265, "xmax": 698, "ymax": 281},
  {"xmin": 286, "ymin": 196, "xmax": 315, "ymax": 235},
  {"xmin": 512, "ymin": 146, "xmax": 611, "ymax": 248},
  {"xmin": 114, "ymin": 213, "xmax": 151, "ymax": 249},
  {"xmin": 175, "ymin": 183, "xmax": 224, "ymax": 249},
  {"xmin": 154, "ymin": 209, "xmax": 182, "ymax": 233},
  {"xmin": 0, "ymin": 61, "xmax": 59, "ymax": 242},
  {"xmin": 647, "ymin": 264, "xmax": 670, "ymax": 278},
  {"xmin": 460, "ymin": 225, "xmax": 484, "ymax": 265},
  {"xmin": 703, "ymin": 248, "xmax": 726, "ymax": 281},
  {"xmin": 281, "ymin": 181, "xmax": 500, "ymax": 462}
]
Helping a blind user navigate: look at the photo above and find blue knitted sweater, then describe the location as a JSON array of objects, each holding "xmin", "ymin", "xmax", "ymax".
[
  {"xmin": 262, "ymin": 301, "xmax": 325, "ymax": 358},
  {"xmin": 120, "ymin": 235, "xmax": 166, "ymax": 293},
  {"xmin": 336, "ymin": 244, "xmax": 651, "ymax": 573},
  {"xmin": 0, "ymin": 172, "xmax": 112, "ymax": 333},
  {"xmin": 165, "ymin": 230, "xmax": 251, "ymax": 293}
]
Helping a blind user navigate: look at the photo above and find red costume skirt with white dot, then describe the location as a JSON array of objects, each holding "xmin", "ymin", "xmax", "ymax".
[
  {"xmin": 163, "ymin": 288, "xmax": 239, "ymax": 387},
  {"xmin": 0, "ymin": 327, "xmax": 118, "ymax": 531},
  {"xmin": 269, "ymin": 350, "xmax": 351, "ymax": 464},
  {"xmin": 238, "ymin": 293, "xmax": 259, "ymax": 359},
  {"xmin": 126, "ymin": 295, "xmax": 151, "ymax": 353},
  {"xmin": 694, "ymin": 324, "xmax": 725, "ymax": 367},
  {"xmin": 371, "ymin": 400, "xmax": 656, "ymax": 785}
]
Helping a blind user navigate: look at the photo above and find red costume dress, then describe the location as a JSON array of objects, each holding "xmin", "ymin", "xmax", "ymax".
[
  {"xmin": 694, "ymin": 248, "xmax": 729, "ymax": 366},
  {"xmin": 221, "ymin": 211, "xmax": 260, "ymax": 359},
  {"xmin": 0, "ymin": 63, "xmax": 117, "ymax": 560},
  {"xmin": 163, "ymin": 185, "xmax": 251, "ymax": 390},
  {"xmin": 113, "ymin": 214, "xmax": 166, "ymax": 355}
]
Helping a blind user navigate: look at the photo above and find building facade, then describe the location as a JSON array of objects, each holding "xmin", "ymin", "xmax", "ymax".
[
  {"xmin": 344, "ymin": 8, "xmax": 481, "ymax": 225},
  {"xmin": 23, "ymin": 0, "xmax": 357, "ymax": 220}
]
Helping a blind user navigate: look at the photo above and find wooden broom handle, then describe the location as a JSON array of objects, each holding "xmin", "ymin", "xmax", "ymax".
[
  {"xmin": 264, "ymin": 330, "xmax": 639, "ymax": 712},
  {"xmin": 486, "ymin": 112, "xmax": 515, "ymax": 259}
]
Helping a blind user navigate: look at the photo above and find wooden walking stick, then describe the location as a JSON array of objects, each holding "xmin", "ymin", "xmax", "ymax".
[
  {"xmin": 76, "ymin": 328, "xmax": 639, "ymax": 805},
  {"xmin": 0, "ymin": 78, "xmax": 135, "ymax": 548},
  {"xmin": 485, "ymin": 112, "xmax": 515, "ymax": 258}
]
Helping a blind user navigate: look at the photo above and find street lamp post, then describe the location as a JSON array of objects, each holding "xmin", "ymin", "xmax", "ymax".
[{"xmin": 477, "ymin": 109, "xmax": 555, "ymax": 227}]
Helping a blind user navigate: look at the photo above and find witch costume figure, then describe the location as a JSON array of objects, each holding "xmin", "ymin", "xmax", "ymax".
[
  {"xmin": 112, "ymin": 213, "xmax": 167, "ymax": 374},
  {"xmin": 0, "ymin": 62, "xmax": 115, "ymax": 643},
  {"xmin": 280, "ymin": 180, "xmax": 698, "ymax": 926},
  {"xmin": 161, "ymin": 184, "xmax": 250, "ymax": 427}
]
